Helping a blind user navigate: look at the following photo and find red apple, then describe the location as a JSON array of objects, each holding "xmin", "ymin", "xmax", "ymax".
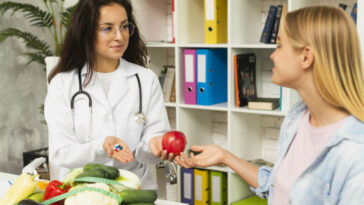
[{"xmin": 162, "ymin": 131, "xmax": 187, "ymax": 155}]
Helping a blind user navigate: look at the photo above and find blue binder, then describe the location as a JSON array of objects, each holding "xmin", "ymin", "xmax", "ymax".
[
  {"xmin": 181, "ymin": 167, "xmax": 194, "ymax": 205},
  {"xmin": 196, "ymin": 49, "xmax": 227, "ymax": 105}
]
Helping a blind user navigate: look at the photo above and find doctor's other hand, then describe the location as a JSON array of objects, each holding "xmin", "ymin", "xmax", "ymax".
[
  {"xmin": 175, "ymin": 145, "xmax": 227, "ymax": 168},
  {"xmin": 149, "ymin": 135, "xmax": 175, "ymax": 162},
  {"xmin": 103, "ymin": 136, "xmax": 134, "ymax": 163}
]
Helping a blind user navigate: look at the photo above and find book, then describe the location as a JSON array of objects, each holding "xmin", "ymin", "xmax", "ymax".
[
  {"xmin": 339, "ymin": 3, "xmax": 347, "ymax": 10},
  {"xmin": 351, "ymin": 3, "xmax": 357, "ymax": 24},
  {"xmin": 170, "ymin": 79, "xmax": 176, "ymax": 102},
  {"xmin": 158, "ymin": 65, "xmax": 168, "ymax": 88},
  {"xmin": 260, "ymin": 5, "xmax": 277, "ymax": 44},
  {"xmin": 162, "ymin": 67, "xmax": 175, "ymax": 102},
  {"xmin": 231, "ymin": 195, "xmax": 267, "ymax": 205},
  {"xmin": 269, "ymin": 5, "xmax": 282, "ymax": 44},
  {"xmin": 248, "ymin": 98, "xmax": 279, "ymax": 110},
  {"xmin": 234, "ymin": 53, "xmax": 257, "ymax": 107}
]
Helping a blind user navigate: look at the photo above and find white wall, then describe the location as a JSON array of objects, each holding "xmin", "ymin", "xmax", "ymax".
[{"xmin": 0, "ymin": 0, "xmax": 50, "ymax": 174}]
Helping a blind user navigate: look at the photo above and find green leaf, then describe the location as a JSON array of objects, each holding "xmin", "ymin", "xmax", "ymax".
[
  {"xmin": 23, "ymin": 52, "xmax": 47, "ymax": 65},
  {"xmin": 61, "ymin": 6, "xmax": 75, "ymax": 28},
  {"xmin": 0, "ymin": 1, "xmax": 53, "ymax": 28},
  {"xmin": 39, "ymin": 104, "xmax": 47, "ymax": 125},
  {"xmin": 39, "ymin": 104, "xmax": 45, "ymax": 114},
  {"xmin": 0, "ymin": 28, "xmax": 54, "ymax": 56},
  {"xmin": 43, "ymin": 0, "xmax": 59, "ymax": 4}
]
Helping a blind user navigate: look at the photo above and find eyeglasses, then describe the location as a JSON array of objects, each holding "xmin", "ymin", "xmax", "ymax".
[{"xmin": 98, "ymin": 22, "xmax": 135, "ymax": 39}]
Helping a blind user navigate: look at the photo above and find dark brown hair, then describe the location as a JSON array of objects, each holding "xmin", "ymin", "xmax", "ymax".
[{"xmin": 48, "ymin": 0, "xmax": 147, "ymax": 85}]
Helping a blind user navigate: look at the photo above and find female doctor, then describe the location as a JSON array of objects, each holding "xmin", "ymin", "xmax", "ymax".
[{"xmin": 45, "ymin": 0, "xmax": 173, "ymax": 190}]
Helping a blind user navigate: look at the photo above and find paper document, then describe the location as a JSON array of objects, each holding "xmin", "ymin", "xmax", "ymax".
[{"xmin": 0, "ymin": 180, "xmax": 11, "ymax": 198}]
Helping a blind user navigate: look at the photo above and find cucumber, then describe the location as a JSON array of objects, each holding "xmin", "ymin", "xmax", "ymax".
[
  {"xmin": 120, "ymin": 190, "xmax": 157, "ymax": 203},
  {"xmin": 17, "ymin": 199, "xmax": 43, "ymax": 205},
  {"xmin": 84, "ymin": 163, "xmax": 120, "ymax": 179},
  {"xmin": 75, "ymin": 169, "xmax": 107, "ymax": 180}
]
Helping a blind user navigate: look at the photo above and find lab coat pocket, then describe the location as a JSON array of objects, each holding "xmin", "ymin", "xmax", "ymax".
[
  {"xmin": 73, "ymin": 96, "xmax": 92, "ymax": 143},
  {"xmin": 126, "ymin": 118, "xmax": 143, "ymax": 152}
]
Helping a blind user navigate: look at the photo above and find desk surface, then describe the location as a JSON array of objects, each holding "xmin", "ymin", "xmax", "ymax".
[
  {"xmin": 0, "ymin": 172, "xmax": 18, "ymax": 181},
  {"xmin": 0, "ymin": 172, "xmax": 187, "ymax": 205}
]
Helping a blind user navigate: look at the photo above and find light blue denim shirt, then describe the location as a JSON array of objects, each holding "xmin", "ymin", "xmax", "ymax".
[{"xmin": 251, "ymin": 101, "xmax": 364, "ymax": 205}]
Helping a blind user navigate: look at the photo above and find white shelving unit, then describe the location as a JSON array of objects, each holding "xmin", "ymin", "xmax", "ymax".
[{"xmin": 133, "ymin": 0, "xmax": 363, "ymax": 203}]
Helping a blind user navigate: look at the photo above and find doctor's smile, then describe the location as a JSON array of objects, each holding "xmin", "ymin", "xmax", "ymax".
[{"xmin": 110, "ymin": 44, "xmax": 124, "ymax": 52}]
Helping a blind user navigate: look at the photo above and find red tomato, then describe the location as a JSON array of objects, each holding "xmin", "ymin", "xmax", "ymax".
[{"xmin": 162, "ymin": 131, "xmax": 187, "ymax": 155}]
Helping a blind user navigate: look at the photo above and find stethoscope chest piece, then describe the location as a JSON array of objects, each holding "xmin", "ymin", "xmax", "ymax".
[
  {"xmin": 134, "ymin": 73, "xmax": 145, "ymax": 124},
  {"xmin": 134, "ymin": 112, "xmax": 146, "ymax": 124}
]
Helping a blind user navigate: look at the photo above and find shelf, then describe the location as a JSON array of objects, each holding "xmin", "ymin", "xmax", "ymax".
[
  {"xmin": 146, "ymin": 42, "xmax": 175, "ymax": 48},
  {"xmin": 230, "ymin": 107, "xmax": 286, "ymax": 116},
  {"xmin": 133, "ymin": 0, "xmax": 364, "ymax": 203},
  {"xmin": 194, "ymin": 165, "xmax": 232, "ymax": 173},
  {"xmin": 164, "ymin": 102, "xmax": 177, "ymax": 107},
  {"xmin": 179, "ymin": 102, "xmax": 228, "ymax": 111},
  {"xmin": 146, "ymin": 42, "xmax": 277, "ymax": 49},
  {"xmin": 230, "ymin": 43, "xmax": 277, "ymax": 49},
  {"xmin": 177, "ymin": 43, "xmax": 229, "ymax": 48}
]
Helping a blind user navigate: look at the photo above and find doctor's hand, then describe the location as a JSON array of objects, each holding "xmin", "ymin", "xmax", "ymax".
[
  {"xmin": 149, "ymin": 136, "xmax": 175, "ymax": 162},
  {"xmin": 175, "ymin": 145, "xmax": 227, "ymax": 168},
  {"xmin": 103, "ymin": 136, "xmax": 134, "ymax": 163}
]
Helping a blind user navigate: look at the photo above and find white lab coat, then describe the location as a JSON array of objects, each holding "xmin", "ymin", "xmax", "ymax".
[{"xmin": 44, "ymin": 58, "xmax": 170, "ymax": 190}]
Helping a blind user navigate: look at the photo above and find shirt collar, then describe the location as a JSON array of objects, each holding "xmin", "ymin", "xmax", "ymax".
[{"xmin": 287, "ymin": 101, "xmax": 364, "ymax": 147}]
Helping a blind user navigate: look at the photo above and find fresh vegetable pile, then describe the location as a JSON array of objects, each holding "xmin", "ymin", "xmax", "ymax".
[{"xmin": 0, "ymin": 163, "xmax": 157, "ymax": 205}]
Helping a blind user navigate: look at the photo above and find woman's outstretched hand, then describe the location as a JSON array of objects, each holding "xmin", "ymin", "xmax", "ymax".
[
  {"xmin": 149, "ymin": 135, "xmax": 175, "ymax": 162},
  {"xmin": 103, "ymin": 136, "xmax": 134, "ymax": 163},
  {"xmin": 175, "ymin": 145, "xmax": 227, "ymax": 168}
]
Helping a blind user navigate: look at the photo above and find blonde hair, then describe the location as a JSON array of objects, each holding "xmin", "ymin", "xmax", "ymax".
[{"xmin": 284, "ymin": 6, "xmax": 364, "ymax": 122}]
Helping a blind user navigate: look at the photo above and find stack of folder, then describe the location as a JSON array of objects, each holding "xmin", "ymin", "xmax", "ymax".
[
  {"xmin": 184, "ymin": 48, "xmax": 227, "ymax": 106},
  {"xmin": 181, "ymin": 168, "xmax": 227, "ymax": 205}
]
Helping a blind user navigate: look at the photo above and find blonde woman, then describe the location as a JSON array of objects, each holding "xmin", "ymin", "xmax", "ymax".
[{"xmin": 176, "ymin": 6, "xmax": 364, "ymax": 204}]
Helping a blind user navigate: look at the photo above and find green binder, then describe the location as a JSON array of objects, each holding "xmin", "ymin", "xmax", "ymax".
[
  {"xmin": 231, "ymin": 195, "xmax": 267, "ymax": 205},
  {"xmin": 210, "ymin": 170, "xmax": 227, "ymax": 205}
]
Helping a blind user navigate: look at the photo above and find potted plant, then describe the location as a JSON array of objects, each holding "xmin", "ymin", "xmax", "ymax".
[
  {"xmin": 0, "ymin": 0, "xmax": 77, "ymax": 123},
  {"xmin": 0, "ymin": 0, "xmax": 77, "ymax": 71}
]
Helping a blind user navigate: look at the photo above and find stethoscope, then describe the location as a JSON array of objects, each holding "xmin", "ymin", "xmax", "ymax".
[{"xmin": 70, "ymin": 67, "xmax": 146, "ymax": 136}]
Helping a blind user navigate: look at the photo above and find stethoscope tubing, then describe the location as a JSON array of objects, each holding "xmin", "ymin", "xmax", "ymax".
[
  {"xmin": 70, "ymin": 67, "xmax": 144, "ymax": 130},
  {"xmin": 71, "ymin": 67, "xmax": 92, "ymax": 109},
  {"xmin": 135, "ymin": 73, "xmax": 142, "ymax": 115}
]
